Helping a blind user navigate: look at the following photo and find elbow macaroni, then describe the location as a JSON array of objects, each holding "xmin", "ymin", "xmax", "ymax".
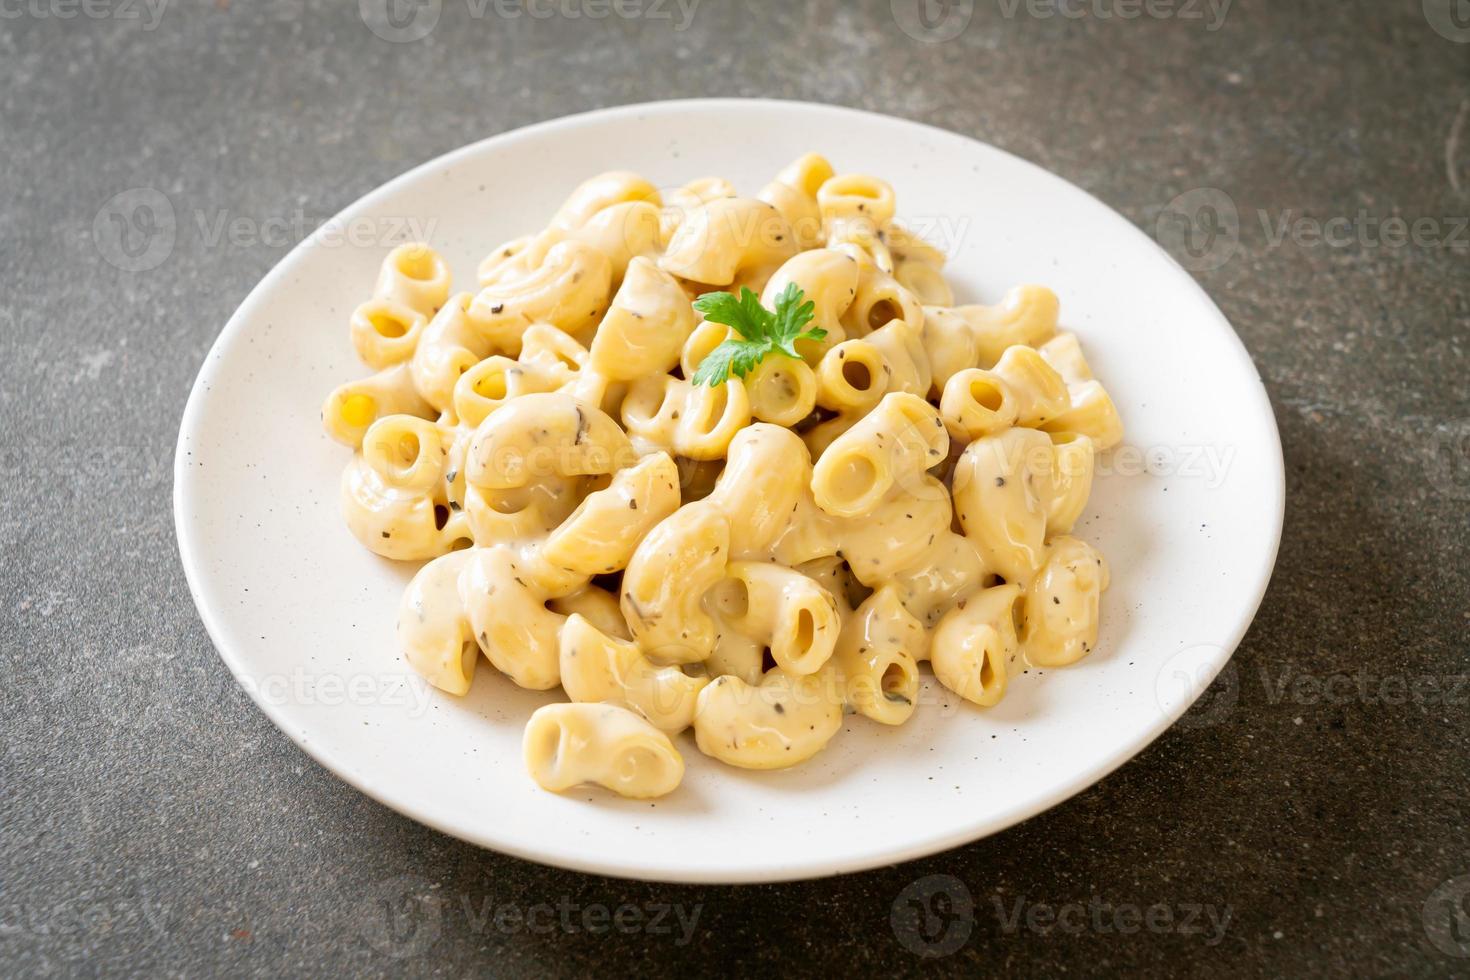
[
  {"xmin": 323, "ymin": 155, "xmax": 1124, "ymax": 800},
  {"xmin": 524, "ymin": 702, "xmax": 684, "ymax": 798}
]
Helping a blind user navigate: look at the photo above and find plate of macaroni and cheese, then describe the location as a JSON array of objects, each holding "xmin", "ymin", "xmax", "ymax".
[{"xmin": 175, "ymin": 100, "xmax": 1284, "ymax": 882}]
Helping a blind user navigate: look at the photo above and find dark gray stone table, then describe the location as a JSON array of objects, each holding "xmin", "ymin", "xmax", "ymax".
[{"xmin": 3, "ymin": 1, "xmax": 1467, "ymax": 975}]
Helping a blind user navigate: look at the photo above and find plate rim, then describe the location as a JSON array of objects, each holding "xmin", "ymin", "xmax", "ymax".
[{"xmin": 173, "ymin": 97, "xmax": 1285, "ymax": 883}]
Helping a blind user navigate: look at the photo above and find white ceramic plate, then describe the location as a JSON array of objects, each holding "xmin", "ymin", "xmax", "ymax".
[{"xmin": 175, "ymin": 99, "xmax": 1283, "ymax": 883}]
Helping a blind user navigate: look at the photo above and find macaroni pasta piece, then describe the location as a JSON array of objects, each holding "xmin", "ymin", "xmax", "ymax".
[
  {"xmin": 658, "ymin": 197, "xmax": 797, "ymax": 290},
  {"xmin": 833, "ymin": 586, "xmax": 924, "ymax": 725},
  {"xmin": 468, "ymin": 240, "xmax": 612, "ymax": 353},
  {"xmin": 549, "ymin": 170, "xmax": 662, "ymax": 234},
  {"xmin": 889, "ymin": 224, "xmax": 953, "ymax": 307},
  {"xmin": 1022, "ymin": 535, "xmax": 1110, "ymax": 668},
  {"xmin": 620, "ymin": 373, "xmax": 751, "ymax": 460},
  {"xmin": 704, "ymin": 561, "xmax": 841, "ymax": 676},
  {"xmin": 451, "ymin": 324, "xmax": 588, "ymax": 430},
  {"xmin": 862, "ymin": 316, "xmax": 931, "ymax": 397},
  {"xmin": 760, "ymin": 248, "xmax": 860, "ymax": 354},
  {"xmin": 952, "ymin": 426, "xmax": 1053, "ymax": 586},
  {"xmin": 350, "ymin": 299, "xmax": 427, "ymax": 370},
  {"xmin": 375, "ymin": 242, "xmax": 452, "ymax": 318},
  {"xmin": 940, "ymin": 368, "xmax": 1019, "ymax": 442},
  {"xmin": 410, "ymin": 293, "xmax": 497, "ymax": 414},
  {"xmin": 524, "ymin": 702, "xmax": 684, "ymax": 798},
  {"xmin": 558, "ymin": 614, "xmax": 707, "ymax": 733},
  {"xmin": 343, "ymin": 415, "xmax": 473, "ymax": 560},
  {"xmin": 819, "ymin": 174, "xmax": 896, "ymax": 267},
  {"xmin": 587, "ymin": 257, "xmax": 697, "ymax": 382},
  {"xmin": 923, "ymin": 284, "xmax": 1060, "ymax": 389},
  {"xmin": 812, "ymin": 392, "xmax": 948, "ymax": 519},
  {"xmin": 322, "ymin": 155, "xmax": 1124, "ymax": 799},
  {"xmin": 620, "ymin": 500, "xmax": 731, "ymax": 664},
  {"xmin": 466, "ymin": 391, "xmax": 633, "ymax": 491},
  {"xmin": 988, "ymin": 344, "xmax": 1071, "ymax": 428},
  {"xmin": 547, "ymin": 584, "xmax": 631, "ymax": 640},
  {"xmin": 398, "ymin": 549, "xmax": 480, "ymax": 695},
  {"xmin": 692, "ymin": 668, "xmax": 844, "ymax": 770},
  {"xmin": 323, "ymin": 363, "xmax": 434, "ymax": 449},
  {"xmin": 837, "ymin": 245, "xmax": 925, "ymax": 339},
  {"xmin": 743, "ymin": 354, "xmax": 818, "ymax": 427},
  {"xmin": 345, "ymin": 244, "xmax": 451, "ymax": 370},
  {"xmin": 758, "ymin": 152, "xmax": 833, "ymax": 250},
  {"xmin": 537, "ymin": 199, "xmax": 665, "ymax": 286},
  {"xmin": 1040, "ymin": 379, "xmax": 1125, "ymax": 451},
  {"xmin": 930, "ymin": 584, "xmax": 1024, "ymax": 707}
]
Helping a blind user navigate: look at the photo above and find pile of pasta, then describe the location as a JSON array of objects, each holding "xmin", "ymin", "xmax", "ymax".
[{"xmin": 322, "ymin": 154, "xmax": 1123, "ymax": 799}]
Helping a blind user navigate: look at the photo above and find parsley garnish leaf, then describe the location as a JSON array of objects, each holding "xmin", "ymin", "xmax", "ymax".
[
  {"xmin": 690, "ymin": 343, "xmax": 740, "ymax": 390},
  {"xmin": 690, "ymin": 284, "xmax": 827, "ymax": 386}
]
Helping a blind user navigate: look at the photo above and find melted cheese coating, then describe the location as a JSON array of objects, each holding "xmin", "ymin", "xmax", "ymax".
[{"xmin": 324, "ymin": 155, "xmax": 1123, "ymax": 799}]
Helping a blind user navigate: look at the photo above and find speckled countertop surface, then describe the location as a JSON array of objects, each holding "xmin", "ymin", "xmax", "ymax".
[{"xmin": 3, "ymin": 1, "xmax": 1468, "ymax": 975}]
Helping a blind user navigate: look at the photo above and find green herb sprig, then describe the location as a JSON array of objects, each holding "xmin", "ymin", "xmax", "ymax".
[{"xmin": 689, "ymin": 284, "xmax": 826, "ymax": 386}]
